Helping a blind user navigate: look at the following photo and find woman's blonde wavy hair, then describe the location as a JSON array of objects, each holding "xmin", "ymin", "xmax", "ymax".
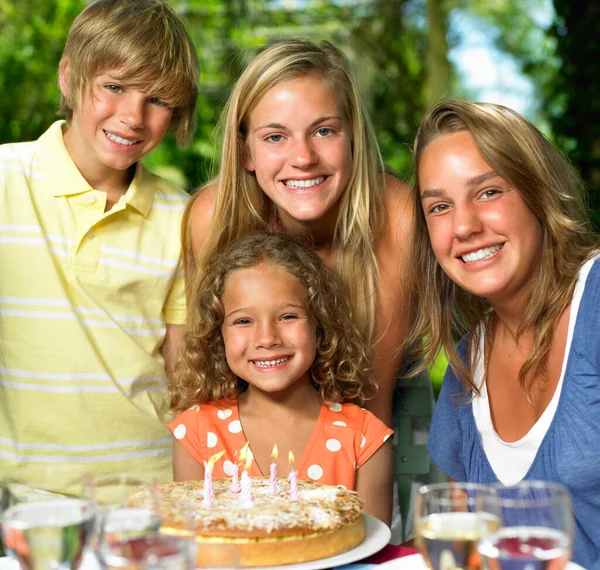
[
  {"xmin": 172, "ymin": 231, "xmax": 375, "ymax": 412},
  {"xmin": 407, "ymin": 100, "xmax": 598, "ymax": 396},
  {"xmin": 60, "ymin": 0, "xmax": 199, "ymax": 146},
  {"xmin": 183, "ymin": 38, "xmax": 385, "ymax": 342}
]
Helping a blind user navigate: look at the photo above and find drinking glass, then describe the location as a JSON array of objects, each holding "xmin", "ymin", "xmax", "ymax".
[
  {"xmin": 87, "ymin": 474, "xmax": 161, "ymax": 567},
  {"xmin": 415, "ymin": 482, "xmax": 500, "ymax": 570},
  {"xmin": 1, "ymin": 467, "xmax": 95, "ymax": 570},
  {"xmin": 478, "ymin": 481, "xmax": 574, "ymax": 570},
  {"xmin": 101, "ymin": 535, "xmax": 196, "ymax": 570}
]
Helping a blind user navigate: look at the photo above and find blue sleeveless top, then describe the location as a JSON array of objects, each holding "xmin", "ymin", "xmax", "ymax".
[{"xmin": 429, "ymin": 258, "xmax": 600, "ymax": 570}]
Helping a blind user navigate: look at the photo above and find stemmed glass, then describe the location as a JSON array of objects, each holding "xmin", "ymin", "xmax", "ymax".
[
  {"xmin": 415, "ymin": 482, "xmax": 501, "ymax": 570},
  {"xmin": 102, "ymin": 535, "xmax": 196, "ymax": 570},
  {"xmin": 1, "ymin": 467, "xmax": 96, "ymax": 570},
  {"xmin": 478, "ymin": 481, "xmax": 574, "ymax": 570},
  {"xmin": 86, "ymin": 474, "xmax": 161, "ymax": 567}
]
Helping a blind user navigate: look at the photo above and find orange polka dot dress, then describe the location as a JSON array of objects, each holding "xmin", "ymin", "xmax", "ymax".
[{"xmin": 169, "ymin": 400, "xmax": 393, "ymax": 490}]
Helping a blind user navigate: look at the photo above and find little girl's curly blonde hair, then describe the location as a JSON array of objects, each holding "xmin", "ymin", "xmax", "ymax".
[{"xmin": 171, "ymin": 231, "xmax": 375, "ymax": 412}]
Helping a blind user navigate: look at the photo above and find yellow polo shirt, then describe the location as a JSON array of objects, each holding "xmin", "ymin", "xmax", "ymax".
[{"xmin": 0, "ymin": 121, "xmax": 189, "ymax": 487}]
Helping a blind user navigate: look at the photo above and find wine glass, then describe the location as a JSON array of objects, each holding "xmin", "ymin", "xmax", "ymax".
[
  {"xmin": 1, "ymin": 467, "xmax": 95, "ymax": 570},
  {"xmin": 477, "ymin": 481, "xmax": 574, "ymax": 570},
  {"xmin": 88, "ymin": 474, "xmax": 161, "ymax": 566},
  {"xmin": 415, "ymin": 482, "xmax": 500, "ymax": 570}
]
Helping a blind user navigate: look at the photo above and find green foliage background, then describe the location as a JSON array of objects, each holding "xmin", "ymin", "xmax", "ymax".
[{"xmin": 1, "ymin": 0, "xmax": 599, "ymax": 219}]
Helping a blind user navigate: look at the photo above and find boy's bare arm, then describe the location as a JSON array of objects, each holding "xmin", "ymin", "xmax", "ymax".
[{"xmin": 161, "ymin": 324, "xmax": 184, "ymax": 385}]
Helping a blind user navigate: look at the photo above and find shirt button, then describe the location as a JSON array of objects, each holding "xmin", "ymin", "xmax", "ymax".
[
  {"xmin": 87, "ymin": 230, "xmax": 95, "ymax": 239},
  {"xmin": 85, "ymin": 194, "xmax": 96, "ymax": 204}
]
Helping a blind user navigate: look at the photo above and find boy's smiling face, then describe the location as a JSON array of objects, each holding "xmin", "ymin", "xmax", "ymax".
[{"xmin": 60, "ymin": 66, "xmax": 173, "ymax": 189}]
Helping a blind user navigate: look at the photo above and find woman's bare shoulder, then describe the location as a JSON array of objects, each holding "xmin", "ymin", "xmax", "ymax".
[{"xmin": 187, "ymin": 180, "xmax": 218, "ymax": 257}]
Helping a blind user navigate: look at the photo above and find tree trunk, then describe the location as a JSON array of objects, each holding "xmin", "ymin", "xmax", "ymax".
[{"xmin": 426, "ymin": 0, "xmax": 451, "ymax": 106}]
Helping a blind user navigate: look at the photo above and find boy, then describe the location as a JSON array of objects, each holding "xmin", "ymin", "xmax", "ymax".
[{"xmin": 0, "ymin": 0, "xmax": 199, "ymax": 488}]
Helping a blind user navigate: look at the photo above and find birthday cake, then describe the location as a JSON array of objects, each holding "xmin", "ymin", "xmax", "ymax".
[{"xmin": 128, "ymin": 477, "xmax": 365, "ymax": 567}]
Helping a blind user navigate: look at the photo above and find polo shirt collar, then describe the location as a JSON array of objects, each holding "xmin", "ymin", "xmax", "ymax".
[
  {"xmin": 38, "ymin": 120, "xmax": 154, "ymax": 218},
  {"xmin": 125, "ymin": 163, "xmax": 154, "ymax": 218}
]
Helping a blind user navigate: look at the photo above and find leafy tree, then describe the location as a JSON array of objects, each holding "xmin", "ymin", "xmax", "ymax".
[
  {"xmin": 0, "ymin": 0, "xmax": 84, "ymax": 143},
  {"xmin": 546, "ymin": 1, "xmax": 600, "ymax": 226}
]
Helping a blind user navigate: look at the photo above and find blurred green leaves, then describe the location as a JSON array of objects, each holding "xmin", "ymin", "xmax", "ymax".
[
  {"xmin": 2, "ymin": 0, "xmax": 599, "ymax": 209},
  {"xmin": 0, "ymin": 0, "xmax": 84, "ymax": 141}
]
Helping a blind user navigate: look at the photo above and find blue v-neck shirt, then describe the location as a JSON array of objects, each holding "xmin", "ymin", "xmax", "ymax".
[{"xmin": 429, "ymin": 258, "xmax": 600, "ymax": 570}]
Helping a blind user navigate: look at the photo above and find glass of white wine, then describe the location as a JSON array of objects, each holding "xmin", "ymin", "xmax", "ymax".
[
  {"xmin": 477, "ymin": 481, "xmax": 574, "ymax": 570},
  {"xmin": 415, "ymin": 482, "xmax": 500, "ymax": 570},
  {"xmin": 1, "ymin": 466, "xmax": 96, "ymax": 570}
]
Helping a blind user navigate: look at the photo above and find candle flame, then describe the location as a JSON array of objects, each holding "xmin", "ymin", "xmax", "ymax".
[
  {"xmin": 271, "ymin": 444, "xmax": 278, "ymax": 461},
  {"xmin": 238, "ymin": 442, "xmax": 250, "ymax": 462},
  {"xmin": 245, "ymin": 452, "xmax": 253, "ymax": 471},
  {"xmin": 206, "ymin": 450, "xmax": 225, "ymax": 472},
  {"xmin": 288, "ymin": 450, "xmax": 295, "ymax": 467}
]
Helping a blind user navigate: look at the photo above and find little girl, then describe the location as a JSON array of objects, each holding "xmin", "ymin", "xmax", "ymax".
[{"xmin": 169, "ymin": 231, "xmax": 393, "ymax": 524}]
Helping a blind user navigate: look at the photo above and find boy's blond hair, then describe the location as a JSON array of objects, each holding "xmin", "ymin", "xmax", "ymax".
[{"xmin": 59, "ymin": 0, "xmax": 199, "ymax": 146}]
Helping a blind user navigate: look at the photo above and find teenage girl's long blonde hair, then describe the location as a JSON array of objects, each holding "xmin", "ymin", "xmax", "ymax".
[
  {"xmin": 183, "ymin": 39, "xmax": 385, "ymax": 342},
  {"xmin": 407, "ymin": 100, "xmax": 598, "ymax": 396}
]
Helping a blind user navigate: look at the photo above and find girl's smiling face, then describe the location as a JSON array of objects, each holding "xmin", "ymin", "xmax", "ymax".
[
  {"xmin": 419, "ymin": 130, "xmax": 543, "ymax": 308},
  {"xmin": 243, "ymin": 74, "xmax": 353, "ymax": 231},
  {"xmin": 221, "ymin": 261, "xmax": 318, "ymax": 394}
]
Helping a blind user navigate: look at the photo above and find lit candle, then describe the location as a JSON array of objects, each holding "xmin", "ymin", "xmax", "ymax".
[
  {"xmin": 230, "ymin": 444, "xmax": 247, "ymax": 494},
  {"xmin": 269, "ymin": 444, "xmax": 278, "ymax": 495},
  {"xmin": 288, "ymin": 451, "xmax": 299, "ymax": 501},
  {"xmin": 202, "ymin": 450, "xmax": 225, "ymax": 508},
  {"xmin": 239, "ymin": 452, "xmax": 254, "ymax": 506}
]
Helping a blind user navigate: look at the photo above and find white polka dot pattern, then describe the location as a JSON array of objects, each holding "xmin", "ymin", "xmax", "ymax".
[
  {"xmin": 383, "ymin": 434, "xmax": 391, "ymax": 443},
  {"xmin": 228, "ymin": 420, "xmax": 242, "ymax": 434},
  {"xmin": 360, "ymin": 435, "xmax": 366, "ymax": 448},
  {"xmin": 328, "ymin": 403, "xmax": 342, "ymax": 412},
  {"xmin": 307, "ymin": 464, "xmax": 323, "ymax": 480},
  {"xmin": 173, "ymin": 424, "xmax": 186, "ymax": 440},
  {"xmin": 325, "ymin": 438, "xmax": 342, "ymax": 452},
  {"xmin": 207, "ymin": 432, "xmax": 217, "ymax": 448},
  {"xmin": 223, "ymin": 460, "xmax": 234, "ymax": 476},
  {"xmin": 332, "ymin": 421, "xmax": 346, "ymax": 427},
  {"xmin": 190, "ymin": 405, "xmax": 200, "ymax": 412},
  {"xmin": 217, "ymin": 409, "xmax": 233, "ymax": 420}
]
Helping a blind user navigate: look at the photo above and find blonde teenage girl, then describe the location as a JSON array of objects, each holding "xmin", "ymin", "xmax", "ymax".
[
  {"xmin": 184, "ymin": 39, "xmax": 414, "ymax": 428},
  {"xmin": 169, "ymin": 232, "xmax": 394, "ymax": 524}
]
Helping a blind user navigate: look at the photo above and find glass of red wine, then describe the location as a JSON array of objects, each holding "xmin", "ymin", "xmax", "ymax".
[
  {"xmin": 101, "ymin": 535, "xmax": 196, "ymax": 570},
  {"xmin": 478, "ymin": 481, "xmax": 574, "ymax": 570}
]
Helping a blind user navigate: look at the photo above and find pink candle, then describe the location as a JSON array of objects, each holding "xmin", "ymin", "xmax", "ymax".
[
  {"xmin": 231, "ymin": 443, "xmax": 249, "ymax": 494},
  {"xmin": 269, "ymin": 444, "xmax": 278, "ymax": 495},
  {"xmin": 202, "ymin": 451, "xmax": 225, "ymax": 508},
  {"xmin": 288, "ymin": 451, "xmax": 299, "ymax": 501},
  {"xmin": 230, "ymin": 461, "xmax": 241, "ymax": 493},
  {"xmin": 239, "ymin": 454, "xmax": 254, "ymax": 506},
  {"xmin": 202, "ymin": 465, "xmax": 213, "ymax": 508}
]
